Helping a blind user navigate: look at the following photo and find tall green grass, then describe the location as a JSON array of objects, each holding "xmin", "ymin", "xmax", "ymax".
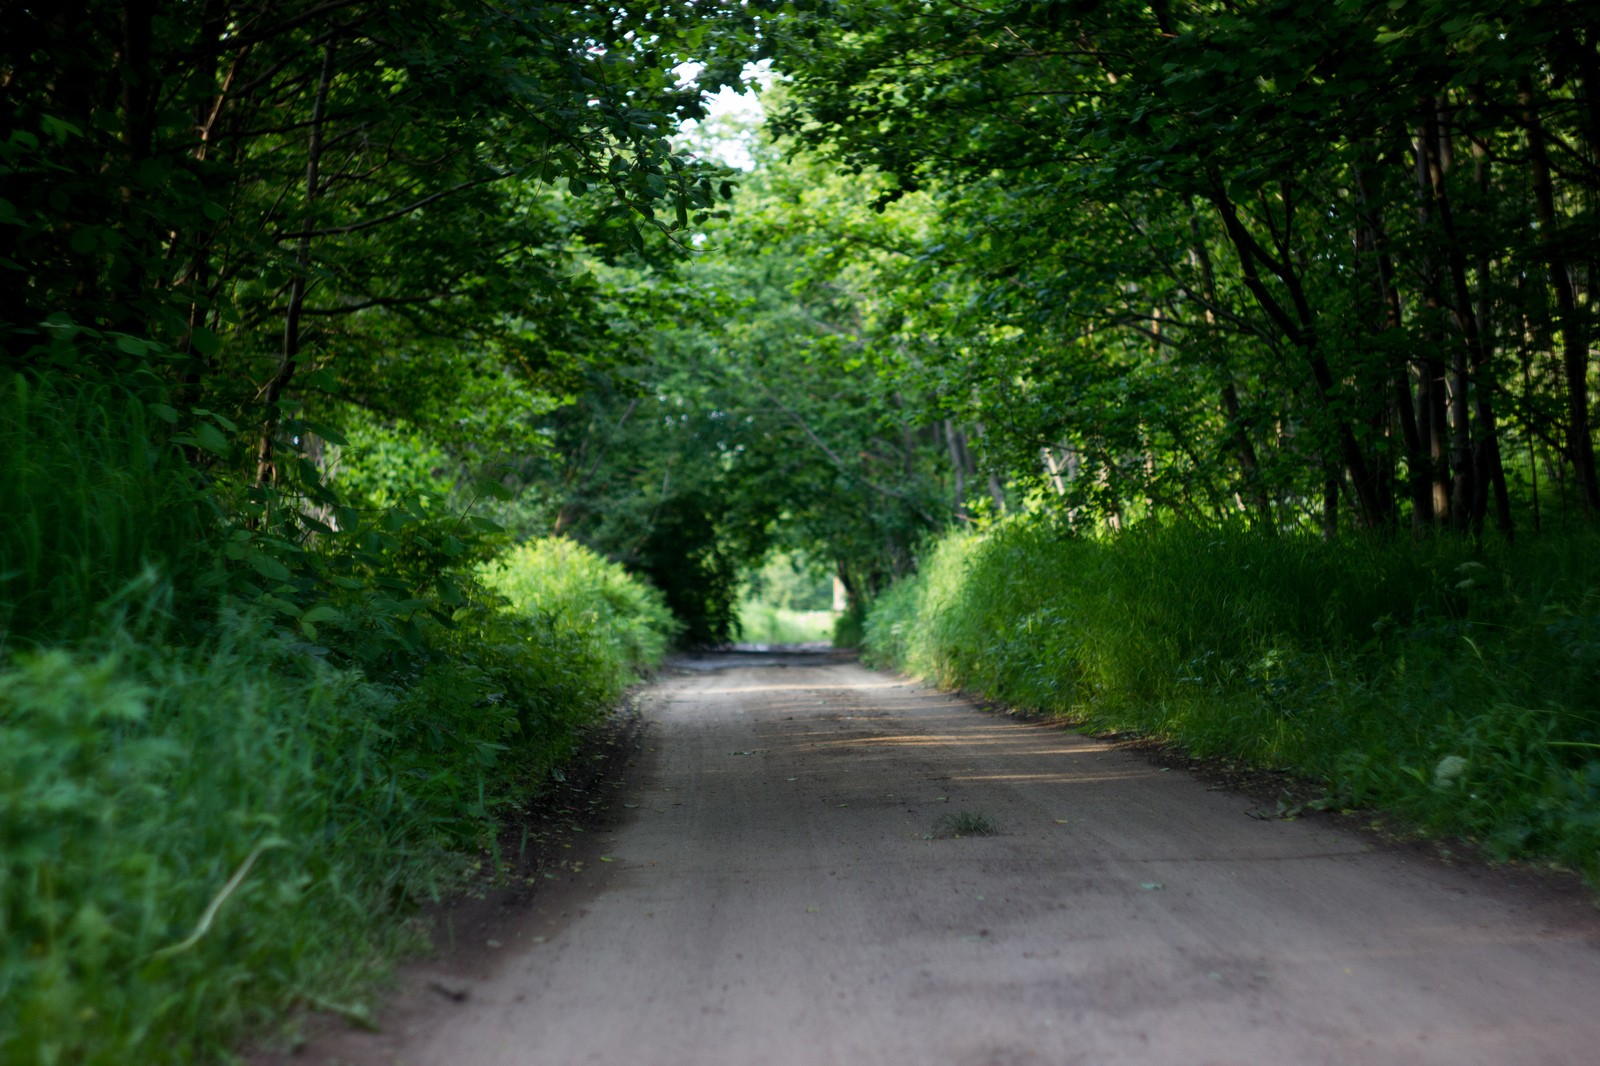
[
  {"xmin": 0, "ymin": 375, "xmax": 210, "ymax": 647},
  {"xmin": 479, "ymin": 537, "xmax": 679, "ymax": 676},
  {"xmin": 866, "ymin": 519, "xmax": 1600, "ymax": 876}
]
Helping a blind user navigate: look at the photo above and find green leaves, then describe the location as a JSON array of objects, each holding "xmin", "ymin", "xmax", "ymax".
[
  {"xmin": 173, "ymin": 422, "xmax": 230, "ymax": 457},
  {"xmin": 249, "ymin": 553, "xmax": 292, "ymax": 583},
  {"xmin": 473, "ymin": 477, "xmax": 515, "ymax": 502}
]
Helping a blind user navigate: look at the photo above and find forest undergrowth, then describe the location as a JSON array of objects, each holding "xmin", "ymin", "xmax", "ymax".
[
  {"xmin": 0, "ymin": 381, "xmax": 675, "ymax": 1064},
  {"xmin": 865, "ymin": 520, "xmax": 1600, "ymax": 880}
]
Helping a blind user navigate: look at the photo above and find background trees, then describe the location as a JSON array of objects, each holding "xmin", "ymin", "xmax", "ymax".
[
  {"xmin": 9, "ymin": 0, "xmax": 1599, "ymax": 638},
  {"xmin": 757, "ymin": 0, "xmax": 1600, "ymax": 544},
  {"xmin": 2, "ymin": 0, "xmax": 769, "ymax": 650}
]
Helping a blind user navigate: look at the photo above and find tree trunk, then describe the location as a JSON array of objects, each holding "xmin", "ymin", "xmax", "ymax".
[
  {"xmin": 113, "ymin": 0, "xmax": 158, "ymax": 331},
  {"xmin": 944, "ymin": 419, "xmax": 969, "ymax": 520},
  {"xmin": 1188, "ymin": 209, "xmax": 1273, "ymax": 531},
  {"xmin": 1463, "ymin": 88, "xmax": 1515, "ymax": 538},
  {"xmin": 1419, "ymin": 98, "xmax": 1478, "ymax": 533},
  {"xmin": 987, "ymin": 470, "xmax": 1006, "ymax": 514},
  {"xmin": 1321, "ymin": 467, "xmax": 1339, "ymax": 541},
  {"xmin": 1353, "ymin": 157, "xmax": 1431, "ymax": 536},
  {"xmin": 1410, "ymin": 124, "xmax": 1454, "ymax": 526},
  {"xmin": 1042, "ymin": 448, "xmax": 1067, "ymax": 495},
  {"xmin": 256, "ymin": 41, "xmax": 335, "ymax": 487},
  {"xmin": 1520, "ymin": 76, "xmax": 1600, "ymax": 514}
]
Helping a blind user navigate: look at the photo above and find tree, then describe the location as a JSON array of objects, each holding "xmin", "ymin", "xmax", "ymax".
[{"xmin": 765, "ymin": 0, "xmax": 1600, "ymax": 536}]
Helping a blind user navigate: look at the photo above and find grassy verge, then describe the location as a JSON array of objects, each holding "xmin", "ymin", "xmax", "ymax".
[
  {"xmin": 864, "ymin": 519, "xmax": 1600, "ymax": 879},
  {"xmin": 1, "ymin": 586, "xmax": 654, "ymax": 1063},
  {"xmin": 1, "ymin": 382, "xmax": 677, "ymax": 1063}
]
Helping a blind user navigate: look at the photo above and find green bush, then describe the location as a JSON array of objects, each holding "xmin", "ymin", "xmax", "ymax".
[
  {"xmin": 866, "ymin": 518, "xmax": 1600, "ymax": 878},
  {"xmin": 479, "ymin": 536, "xmax": 679, "ymax": 678}
]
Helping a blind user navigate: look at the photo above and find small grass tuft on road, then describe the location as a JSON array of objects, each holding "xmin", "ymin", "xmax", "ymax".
[{"xmin": 934, "ymin": 811, "xmax": 998, "ymax": 838}]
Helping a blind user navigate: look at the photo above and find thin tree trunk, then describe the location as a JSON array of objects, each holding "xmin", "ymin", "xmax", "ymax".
[
  {"xmin": 987, "ymin": 470, "xmax": 1006, "ymax": 514},
  {"xmin": 1411, "ymin": 124, "xmax": 1454, "ymax": 525},
  {"xmin": 1420, "ymin": 98, "xmax": 1478, "ymax": 533},
  {"xmin": 1353, "ymin": 157, "xmax": 1433, "ymax": 536},
  {"xmin": 1524, "ymin": 348, "xmax": 1543, "ymax": 534},
  {"xmin": 1188, "ymin": 209, "xmax": 1273, "ymax": 531},
  {"xmin": 113, "ymin": 0, "xmax": 157, "ymax": 331},
  {"xmin": 944, "ymin": 419, "xmax": 968, "ymax": 520},
  {"xmin": 1462, "ymin": 89, "xmax": 1515, "ymax": 537},
  {"xmin": 256, "ymin": 41, "xmax": 335, "ymax": 486},
  {"xmin": 1321, "ymin": 467, "xmax": 1339, "ymax": 541},
  {"xmin": 1520, "ymin": 76, "xmax": 1600, "ymax": 514},
  {"xmin": 1042, "ymin": 448, "xmax": 1067, "ymax": 495}
]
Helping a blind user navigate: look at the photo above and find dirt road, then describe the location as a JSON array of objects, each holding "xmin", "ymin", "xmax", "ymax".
[{"xmin": 333, "ymin": 652, "xmax": 1600, "ymax": 1065}]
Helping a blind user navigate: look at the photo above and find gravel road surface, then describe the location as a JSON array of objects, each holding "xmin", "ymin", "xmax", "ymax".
[{"xmin": 315, "ymin": 652, "xmax": 1600, "ymax": 1065}]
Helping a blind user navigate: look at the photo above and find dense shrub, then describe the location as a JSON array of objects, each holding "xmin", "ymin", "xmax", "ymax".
[
  {"xmin": 866, "ymin": 519, "xmax": 1600, "ymax": 878},
  {"xmin": 479, "ymin": 536, "xmax": 679, "ymax": 676}
]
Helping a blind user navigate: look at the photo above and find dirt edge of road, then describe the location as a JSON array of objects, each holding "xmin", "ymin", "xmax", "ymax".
[{"xmin": 956, "ymin": 685, "xmax": 1599, "ymax": 912}]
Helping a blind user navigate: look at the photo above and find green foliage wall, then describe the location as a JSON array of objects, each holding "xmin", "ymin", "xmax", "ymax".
[{"xmin": 480, "ymin": 536, "xmax": 679, "ymax": 672}]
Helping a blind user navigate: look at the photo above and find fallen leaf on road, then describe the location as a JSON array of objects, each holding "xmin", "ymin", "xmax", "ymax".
[
  {"xmin": 806, "ymin": 907, "xmax": 819, "ymax": 913},
  {"xmin": 487, "ymin": 940, "xmax": 503, "ymax": 948},
  {"xmin": 623, "ymin": 804, "xmax": 638, "ymax": 808},
  {"xmin": 1140, "ymin": 882, "xmax": 1163, "ymax": 890},
  {"xmin": 836, "ymin": 803, "xmax": 849, "ymax": 807},
  {"xmin": 600, "ymin": 856, "xmax": 614, "ymax": 862}
]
